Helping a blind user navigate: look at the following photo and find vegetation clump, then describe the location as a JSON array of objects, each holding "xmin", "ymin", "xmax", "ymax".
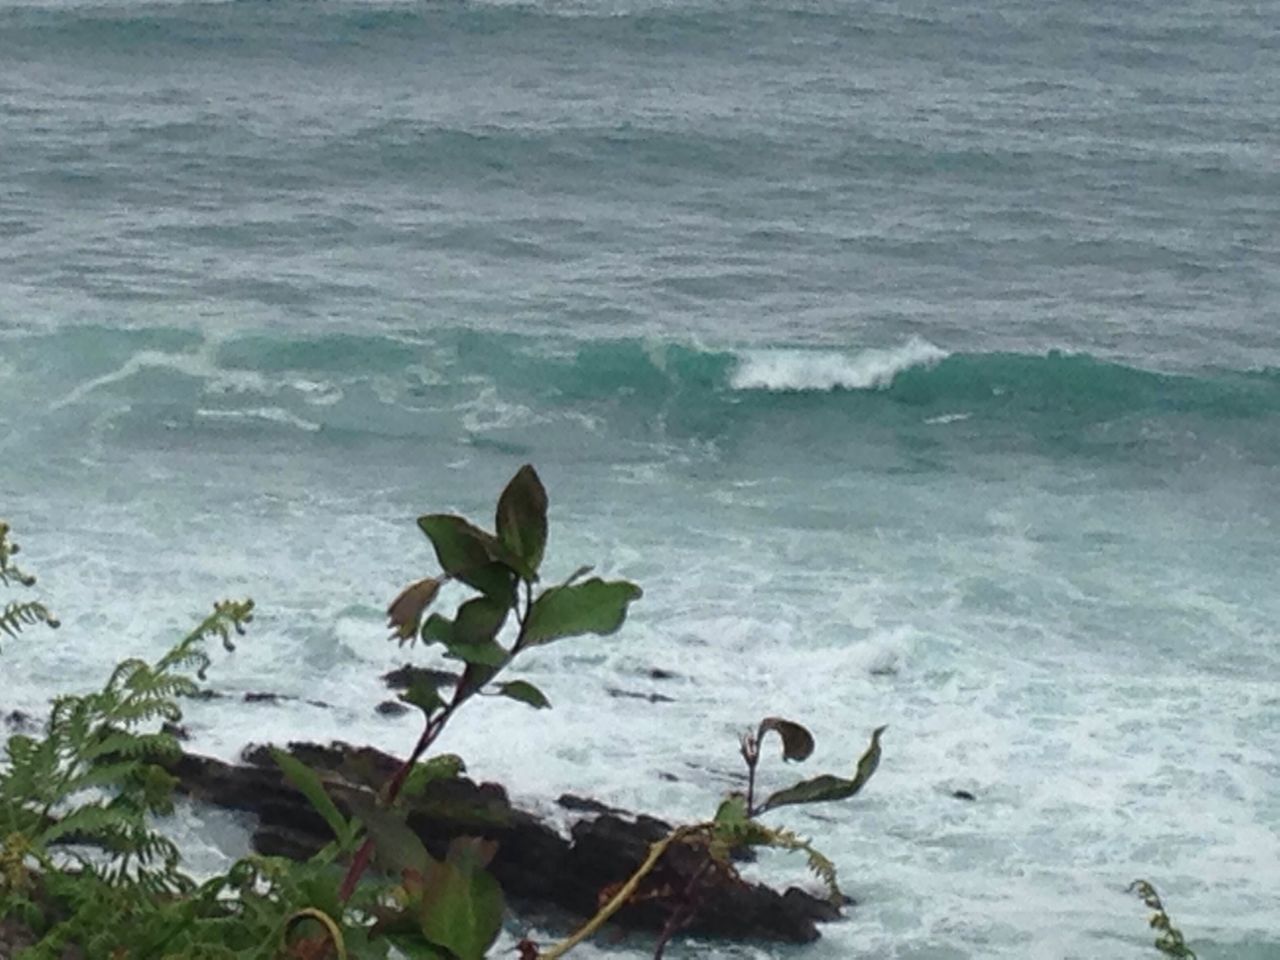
[
  {"xmin": 0, "ymin": 467, "xmax": 887, "ymax": 958},
  {"xmin": 1129, "ymin": 879, "xmax": 1198, "ymax": 959}
]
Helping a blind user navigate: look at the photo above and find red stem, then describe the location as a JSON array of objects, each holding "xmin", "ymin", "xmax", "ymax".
[{"xmin": 338, "ymin": 581, "xmax": 528, "ymax": 903}]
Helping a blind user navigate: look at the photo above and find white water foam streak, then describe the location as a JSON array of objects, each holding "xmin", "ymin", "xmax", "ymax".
[{"xmin": 729, "ymin": 337, "xmax": 947, "ymax": 392}]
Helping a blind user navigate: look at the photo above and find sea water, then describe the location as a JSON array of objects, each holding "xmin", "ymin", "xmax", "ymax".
[{"xmin": 1, "ymin": 0, "xmax": 1278, "ymax": 956}]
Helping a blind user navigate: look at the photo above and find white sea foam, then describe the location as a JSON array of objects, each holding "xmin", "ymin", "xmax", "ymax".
[
  {"xmin": 729, "ymin": 338, "xmax": 948, "ymax": 392},
  {"xmin": 925, "ymin": 411, "xmax": 972, "ymax": 425},
  {"xmin": 195, "ymin": 406, "xmax": 321, "ymax": 432}
]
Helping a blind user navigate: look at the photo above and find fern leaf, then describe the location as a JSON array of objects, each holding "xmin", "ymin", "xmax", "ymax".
[
  {"xmin": 0, "ymin": 521, "xmax": 37, "ymax": 588},
  {"xmin": 0, "ymin": 600, "xmax": 60, "ymax": 641}
]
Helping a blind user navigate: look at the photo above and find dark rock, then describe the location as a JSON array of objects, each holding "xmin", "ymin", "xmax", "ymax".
[
  {"xmin": 951, "ymin": 789, "xmax": 976, "ymax": 802},
  {"xmin": 558, "ymin": 794, "xmax": 625, "ymax": 816},
  {"xmin": 381, "ymin": 665, "xmax": 459, "ymax": 691},
  {"xmin": 658, "ymin": 772, "xmax": 679, "ymax": 782},
  {"xmin": 606, "ymin": 687, "xmax": 675, "ymax": 704},
  {"xmin": 161, "ymin": 721, "xmax": 190, "ymax": 741},
  {"xmin": 565, "ymin": 815, "xmax": 818, "ymax": 942},
  {"xmin": 647, "ymin": 668, "xmax": 677, "ymax": 681},
  {"xmin": 241, "ymin": 691, "xmax": 332, "ymax": 709},
  {"xmin": 166, "ymin": 741, "xmax": 837, "ymax": 946},
  {"xmin": 5, "ymin": 709, "xmax": 35, "ymax": 731},
  {"xmin": 376, "ymin": 699, "xmax": 410, "ymax": 717},
  {"xmin": 783, "ymin": 886, "xmax": 849, "ymax": 923}
]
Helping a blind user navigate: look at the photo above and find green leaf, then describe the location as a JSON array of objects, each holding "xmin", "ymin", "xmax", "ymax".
[
  {"xmin": 417, "ymin": 838, "xmax": 505, "ymax": 960},
  {"xmin": 347, "ymin": 794, "xmax": 434, "ymax": 879},
  {"xmin": 495, "ymin": 680, "xmax": 551, "ymax": 710},
  {"xmin": 444, "ymin": 640, "xmax": 508, "ymax": 667},
  {"xmin": 416, "ymin": 515, "xmax": 516, "ymax": 602},
  {"xmin": 400, "ymin": 678, "xmax": 446, "ymax": 719},
  {"xmin": 453, "ymin": 597, "xmax": 509, "ymax": 645},
  {"xmin": 421, "ymin": 613, "xmax": 454, "ymax": 646},
  {"xmin": 758, "ymin": 717, "xmax": 815, "ymax": 762},
  {"xmin": 402, "ymin": 754, "xmax": 466, "ymax": 802},
  {"xmin": 713, "ymin": 793, "xmax": 749, "ymax": 831},
  {"xmin": 762, "ymin": 725, "xmax": 886, "ymax": 813},
  {"xmin": 521, "ymin": 578, "xmax": 642, "ymax": 648},
  {"xmin": 271, "ymin": 748, "xmax": 352, "ymax": 846},
  {"xmin": 495, "ymin": 465, "xmax": 548, "ymax": 579}
]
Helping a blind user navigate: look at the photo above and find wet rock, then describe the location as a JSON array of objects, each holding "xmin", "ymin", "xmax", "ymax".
[
  {"xmin": 166, "ymin": 741, "xmax": 840, "ymax": 945},
  {"xmin": 558, "ymin": 794, "xmax": 624, "ymax": 816},
  {"xmin": 606, "ymin": 687, "xmax": 675, "ymax": 704},
  {"xmin": 951, "ymin": 789, "xmax": 977, "ymax": 802},
  {"xmin": 375, "ymin": 699, "xmax": 410, "ymax": 717},
  {"xmin": 647, "ymin": 668, "xmax": 678, "ymax": 680},
  {"xmin": 381, "ymin": 665, "xmax": 459, "ymax": 691},
  {"xmin": 242, "ymin": 691, "xmax": 332, "ymax": 710},
  {"xmin": 4, "ymin": 709, "xmax": 35, "ymax": 731},
  {"xmin": 161, "ymin": 721, "xmax": 190, "ymax": 741}
]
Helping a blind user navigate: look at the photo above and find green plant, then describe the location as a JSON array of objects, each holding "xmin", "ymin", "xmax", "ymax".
[
  {"xmin": 0, "ymin": 470, "xmax": 882, "ymax": 960},
  {"xmin": 0, "ymin": 520, "xmax": 59, "ymax": 645},
  {"xmin": 531, "ymin": 719, "xmax": 887, "ymax": 960},
  {"xmin": 0, "ymin": 595, "xmax": 261, "ymax": 956},
  {"xmin": 1129, "ymin": 879, "xmax": 1198, "ymax": 959},
  {"xmin": 320, "ymin": 464, "xmax": 643, "ymax": 958}
]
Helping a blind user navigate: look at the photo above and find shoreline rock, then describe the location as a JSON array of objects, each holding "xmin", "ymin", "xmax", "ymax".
[{"xmin": 168, "ymin": 741, "xmax": 841, "ymax": 945}]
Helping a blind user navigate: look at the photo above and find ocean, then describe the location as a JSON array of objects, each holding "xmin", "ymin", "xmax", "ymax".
[{"xmin": 1, "ymin": 0, "xmax": 1278, "ymax": 956}]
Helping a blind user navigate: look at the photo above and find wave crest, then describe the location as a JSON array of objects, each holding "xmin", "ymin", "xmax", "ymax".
[{"xmin": 730, "ymin": 338, "xmax": 948, "ymax": 392}]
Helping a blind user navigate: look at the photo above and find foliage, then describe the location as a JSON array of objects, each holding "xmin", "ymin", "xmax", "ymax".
[
  {"xmin": 1129, "ymin": 879, "xmax": 1198, "ymax": 959},
  {"xmin": 535, "ymin": 720, "xmax": 887, "ymax": 960},
  {"xmin": 0, "ymin": 472, "xmax": 645, "ymax": 960},
  {"xmin": 0, "ymin": 521, "xmax": 59, "ymax": 648},
  {"xmin": 1, "ymin": 469, "xmax": 887, "ymax": 960}
]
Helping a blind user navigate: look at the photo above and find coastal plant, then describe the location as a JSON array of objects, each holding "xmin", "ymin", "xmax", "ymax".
[
  {"xmin": 532, "ymin": 719, "xmax": 887, "ymax": 959},
  {"xmin": 1, "ymin": 480, "xmax": 882, "ymax": 960},
  {"xmin": 0, "ymin": 520, "xmax": 59, "ymax": 646},
  {"xmin": 315, "ymin": 463, "xmax": 644, "ymax": 957},
  {"xmin": 0, "ymin": 584, "xmax": 260, "ymax": 956},
  {"xmin": 1129, "ymin": 879, "xmax": 1198, "ymax": 959}
]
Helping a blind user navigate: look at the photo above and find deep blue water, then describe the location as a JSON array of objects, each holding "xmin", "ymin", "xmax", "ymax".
[{"xmin": 2, "ymin": 1, "xmax": 1278, "ymax": 956}]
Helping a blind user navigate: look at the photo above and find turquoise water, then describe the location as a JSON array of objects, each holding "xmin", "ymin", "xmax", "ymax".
[{"xmin": 2, "ymin": 0, "xmax": 1278, "ymax": 956}]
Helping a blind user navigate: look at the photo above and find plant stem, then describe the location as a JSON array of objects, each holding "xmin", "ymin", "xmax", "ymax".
[
  {"xmin": 742, "ymin": 731, "xmax": 760, "ymax": 817},
  {"xmin": 339, "ymin": 579, "xmax": 531, "ymax": 903},
  {"xmin": 537, "ymin": 826, "xmax": 699, "ymax": 960},
  {"xmin": 652, "ymin": 856, "xmax": 713, "ymax": 960}
]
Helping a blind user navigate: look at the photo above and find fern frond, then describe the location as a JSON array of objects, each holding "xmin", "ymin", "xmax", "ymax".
[
  {"xmin": 0, "ymin": 600, "xmax": 60, "ymax": 640},
  {"xmin": 1, "ymin": 597, "xmax": 253, "ymax": 901},
  {"xmin": 739, "ymin": 822, "xmax": 843, "ymax": 905},
  {"xmin": 0, "ymin": 521, "xmax": 37, "ymax": 588},
  {"xmin": 157, "ymin": 599, "xmax": 255, "ymax": 680}
]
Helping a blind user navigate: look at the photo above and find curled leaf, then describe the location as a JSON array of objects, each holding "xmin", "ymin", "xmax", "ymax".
[
  {"xmin": 758, "ymin": 717, "xmax": 815, "ymax": 762},
  {"xmin": 761, "ymin": 725, "xmax": 887, "ymax": 813},
  {"xmin": 388, "ymin": 577, "xmax": 443, "ymax": 644}
]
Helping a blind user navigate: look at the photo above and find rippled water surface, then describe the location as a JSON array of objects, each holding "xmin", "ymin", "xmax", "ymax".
[{"xmin": 2, "ymin": 0, "xmax": 1278, "ymax": 956}]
